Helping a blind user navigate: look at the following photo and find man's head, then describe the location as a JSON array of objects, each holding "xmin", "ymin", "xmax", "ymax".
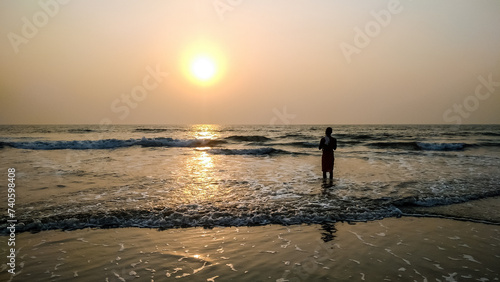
[{"xmin": 325, "ymin": 127, "xmax": 332, "ymax": 136}]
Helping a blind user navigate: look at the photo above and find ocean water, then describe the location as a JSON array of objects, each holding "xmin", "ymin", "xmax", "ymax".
[{"xmin": 1, "ymin": 124, "xmax": 500, "ymax": 233}]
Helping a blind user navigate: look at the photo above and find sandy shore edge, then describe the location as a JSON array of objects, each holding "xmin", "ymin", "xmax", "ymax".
[
  {"xmin": 398, "ymin": 196, "xmax": 500, "ymax": 224},
  {"xmin": 1, "ymin": 216, "xmax": 499, "ymax": 281}
]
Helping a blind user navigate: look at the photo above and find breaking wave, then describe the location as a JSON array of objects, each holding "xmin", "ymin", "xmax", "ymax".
[
  {"xmin": 134, "ymin": 128, "xmax": 169, "ymax": 133},
  {"xmin": 224, "ymin": 135, "xmax": 272, "ymax": 142},
  {"xmin": 208, "ymin": 147, "xmax": 297, "ymax": 156},
  {"xmin": 67, "ymin": 128, "xmax": 95, "ymax": 133},
  {"xmin": 4, "ymin": 191, "xmax": 500, "ymax": 234},
  {"xmin": 1, "ymin": 201, "xmax": 403, "ymax": 234},
  {"xmin": 2, "ymin": 137, "xmax": 226, "ymax": 150}
]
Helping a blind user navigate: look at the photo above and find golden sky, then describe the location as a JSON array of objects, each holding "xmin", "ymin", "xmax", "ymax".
[{"xmin": 1, "ymin": 0, "xmax": 499, "ymax": 124}]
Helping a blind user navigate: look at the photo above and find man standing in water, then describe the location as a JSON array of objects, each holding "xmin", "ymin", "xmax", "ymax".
[{"xmin": 319, "ymin": 127, "xmax": 337, "ymax": 180}]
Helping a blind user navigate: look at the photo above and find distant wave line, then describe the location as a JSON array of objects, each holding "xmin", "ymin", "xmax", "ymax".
[{"xmin": 1, "ymin": 137, "xmax": 224, "ymax": 150}]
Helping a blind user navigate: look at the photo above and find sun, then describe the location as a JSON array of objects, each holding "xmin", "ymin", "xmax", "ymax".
[
  {"xmin": 181, "ymin": 41, "xmax": 226, "ymax": 87},
  {"xmin": 190, "ymin": 56, "xmax": 217, "ymax": 82}
]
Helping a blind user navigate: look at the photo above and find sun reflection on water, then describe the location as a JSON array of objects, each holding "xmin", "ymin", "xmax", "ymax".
[
  {"xmin": 191, "ymin": 124, "xmax": 220, "ymax": 140},
  {"xmin": 181, "ymin": 125, "xmax": 223, "ymax": 203}
]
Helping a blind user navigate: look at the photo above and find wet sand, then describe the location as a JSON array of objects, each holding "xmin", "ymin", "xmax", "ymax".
[
  {"xmin": 1, "ymin": 217, "xmax": 499, "ymax": 281},
  {"xmin": 398, "ymin": 196, "xmax": 500, "ymax": 224}
]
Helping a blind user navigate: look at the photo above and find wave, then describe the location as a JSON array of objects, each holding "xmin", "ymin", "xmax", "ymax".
[
  {"xmin": 3, "ymin": 137, "xmax": 225, "ymax": 150},
  {"xmin": 481, "ymin": 131, "xmax": 500, "ymax": 137},
  {"xmin": 208, "ymin": 147, "xmax": 295, "ymax": 156},
  {"xmin": 352, "ymin": 134, "xmax": 375, "ymax": 140},
  {"xmin": 3, "ymin": 138, "xmax": 496, "ymax": 152},
  {"xmin": 224, "ymin": 135, "xmax": 272, "ymax": 142},
  {"xmin": 6, "ymin": 193, "xmax": 500, "ymax": 234},
  {"xmin": 366, "ymin": 141, "xmax": 471, "ymax": 151},
  {"xmin": 3, "ymin": 190, "xmax": 500, "ymax": 234},
  {"xmin": 417, "ymin": 142, "xmax": 469, "ymax": 151},
  {"xmin": 479, "ymin": 142, "xmax": 500, "ymax": 148},
  {"xmin": 271, "ymin": 141, "xmax": 318, "ymax": 148},
  {"xmin": 394, "ymin": 190, "xmax": 500, "ymax": 209},
  {"xmin": 277, "ymin": 133, "xmax": 309, "ymax": 139},
  {"xmin": 139, "ymin": 138, "xmax": 226, "ymax": 148},
  {"xmin": 339, "ymin": 140, "xmax": 364, "ymax": 146},
  {"xmin": 67, "ymin": 128, "xmax": 95, "ymax": 133},
  {"xmin": 0, "ymin": 203, "xmax": 402, "ymax": 234},
  {"xmin": 134, "ymin": 128, "xmax": 169, "ymax": 133},
  {"xmin": 366, "ymin": 142, "xmax": 419, "ymax": 150}
]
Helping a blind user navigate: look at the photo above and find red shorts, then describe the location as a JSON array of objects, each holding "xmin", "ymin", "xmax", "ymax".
[{"xmin": 322, "ymin": 150, "xmax": 334, "ymax": 172}]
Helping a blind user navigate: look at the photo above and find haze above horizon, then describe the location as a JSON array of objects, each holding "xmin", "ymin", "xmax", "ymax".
[{"xmin": 1, "ymin": 0, "xmax": 499, "ymax": 125}]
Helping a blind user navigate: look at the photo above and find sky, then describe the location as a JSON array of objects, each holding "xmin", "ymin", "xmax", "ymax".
[{"xmin": 1, "ymin": 0, "xmax": 499, "ymax": 125}]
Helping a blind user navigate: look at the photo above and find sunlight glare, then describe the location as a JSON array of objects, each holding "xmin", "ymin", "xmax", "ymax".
[
  {"xmin": 191, "ymin": 56, "xmax": 216, "ymax": 81},
  {"xmin": 181, "ymin": 41, "xmax": 226, "ymax": 87},
  {"xmin": 192, "ymin": 124, "xmax": 219, "ymax": 140}
]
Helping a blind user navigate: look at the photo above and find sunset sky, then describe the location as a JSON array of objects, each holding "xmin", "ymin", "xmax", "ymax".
[{"xmin": 1, "ymin": 0, "xmax": 499, "ymax": 125}]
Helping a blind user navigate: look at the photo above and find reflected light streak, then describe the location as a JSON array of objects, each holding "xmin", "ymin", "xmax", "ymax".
[
  {"xmin": 181, "ymin": 125, "xmax": 222, "ymax": 203},
  {"xmin": 191, "ymin": 124, "xmax": 220, "ymax": 140}
]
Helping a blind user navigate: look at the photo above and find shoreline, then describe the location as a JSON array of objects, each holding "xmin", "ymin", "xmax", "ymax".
[
  {"xmin": 397, "ymin": 196, "xmax": 500, "ymax": 225},
  {"xmin": 1, "ymin": 216, "xmax": 499, "ymax": 281},
  {"xmin": 4, "ymin": 195, "xmax": 500, "ymax": 236}
]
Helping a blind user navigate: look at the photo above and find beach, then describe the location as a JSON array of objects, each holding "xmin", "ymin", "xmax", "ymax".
[
  {"xmin": 1, "ymin": 124, "xmax": 500, "ymax": 280},
  {"xmin": 2, "ymin": 124, "xmax": 500, "ymax": 232},
  {"xmin": 1, "ymin": 217, "xmax": 499, "ymax": 281}
]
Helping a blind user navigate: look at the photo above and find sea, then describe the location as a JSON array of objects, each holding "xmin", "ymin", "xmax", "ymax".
[{"xmin": 1, "ymin": 124, "xmax": 500, "ymax": 233}]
